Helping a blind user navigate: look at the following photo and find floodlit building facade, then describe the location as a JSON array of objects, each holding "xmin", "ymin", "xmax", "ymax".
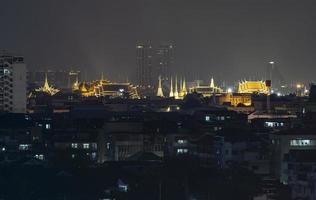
[{"xmin": 238, "ymin": 80, "xmax": 269, "ymax": 94}]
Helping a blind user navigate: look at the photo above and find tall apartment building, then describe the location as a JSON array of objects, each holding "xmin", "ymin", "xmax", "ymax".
[
  {"xmin": 156, "ymin": 44, "xmax": 174, "ymax": 80},
  {"xmin": 136, "ymin": 44, "xmax": 153, "ymax": 87},
  {"xmin": 136, "ymin": 43, "xmax": 174, "ymax": 87},
  {"xmin": 0, "ymin": 51, "xmax": 27, "ymax": 113}
]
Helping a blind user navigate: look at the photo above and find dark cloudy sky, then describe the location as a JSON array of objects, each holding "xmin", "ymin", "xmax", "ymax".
[{"xmin": 1, "ymin": 0, "xmax": 316, "ymax": 84}]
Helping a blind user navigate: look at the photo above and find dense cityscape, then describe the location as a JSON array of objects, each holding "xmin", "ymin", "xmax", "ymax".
[{"xmin": 1, "ymin": 1, "xmax": 316, "ymax": 200}]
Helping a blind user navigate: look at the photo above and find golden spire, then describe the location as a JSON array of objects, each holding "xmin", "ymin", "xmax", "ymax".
[
  {"xmin": 179, "ymin": 77, "xmax": 183, "ymax": 97},
  {"xmin": 182, "ymin": 77, "xmax": 187, "ymax": 95},
  {"xmin": 72, "ymin": 75, "xmax": 79, "ymax": 91},
  {"xmin": 35, "ymin": 72, "xmax": 59, "ymax": 95},
  {"xmin": 169, "ymin": 77, "xmax": 174, "ymax": 97},
  {"xmin": 43, "ymin": 73, "xmax": 50, "ymax": 90},
  {"xmin": 157, "ymin": 76, "xmax": 164, "ymax": 97},
  {"xmin": 210, "ymin": 77, "xmax": 215, "ymax": 88},
  {"xmin": 81, "ymin": 82, "xmax": 88, "ymax": 92},
  {"xmin": 174, "ymin": 76, "xmax": 179, "ymax": 98}
]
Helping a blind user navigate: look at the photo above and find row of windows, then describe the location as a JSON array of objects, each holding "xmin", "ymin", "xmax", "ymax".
[
  {"xmin": 264, "ymin": 122, "xmax": 284, "ymax": 128},
  {"xmin": 290, "ymin": 139, "xmax": 316, "ymax": 146},
  {"xmin": 19, "ymin": 144, "xmax": 31, "ymax": 151},
  {"xmin": 177, "ymin": 148, "xmax": 189, "ymax": 154},
  {"xmin": 205, "ymin": 115, "xmax": 229, "ymax": 122},
  {"xmin": 71, "ymin": 143, "xmax": 97, "ymax": 149}
]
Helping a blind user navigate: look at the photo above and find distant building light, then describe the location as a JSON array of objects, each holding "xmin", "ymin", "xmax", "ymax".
[
  {"xmin": 277, "ymin": 92, "xmax": 281, "ymax": 96},
  {"xmin": 264, "ymin": 121, "xmax": 284, "ymax": 128},
  {"xmin": 290, "ymin": 139, "xmax": 315, "ymax": 146},
  {"xmin": 45, "ymin": 124, "xmax": 51, "ymax": 130},
  {"xmin": 118, "ymin": 180, "xmax": 129, "ymax": 192},
  {"xmin": 83, "ymin": 143, "xmax": 90, "ymax": 149},
  {"xmin": 1, "ymin": 147, "xmax": 5, "ymax": 151},
  {"xmin": 227, "ymin": 88, "xmax": 233, "ymax": 93},
  {"xmin": 205, "ymin": 116, "xmax": 210, "ymax": 122},
  {"xmin": 71, "ymin": 143, "xmax": 78, "ymax": 149},
  {"xmin": 4, "ymin": 68, "xmax": 10, "ymax": 75},
  {"xmin": 34, "ymin": 154, "xmax": 44, "ymax": 160},
  {"xmin": 177, "ymin": 139, "xmax": 187, "ymax": 144},
  {"xmin": 177, "ymin": 148, "xmax": 188, "ymax": 154},
  {"xmin": 19, "ymin": 144, "xmax": 31, "ymax": 151}
]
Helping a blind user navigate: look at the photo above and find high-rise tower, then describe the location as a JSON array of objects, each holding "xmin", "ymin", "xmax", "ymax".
[
  {"xmin": 136, "ymin": 44, "xmax": 153, "ymax": 87},
  {"xmin": 0, "ymin": 51, "xmax": 26, "ymax": 113},
  {"xmin": 156, "ymin": 44, "xmax": 174, "ymax": 80}
]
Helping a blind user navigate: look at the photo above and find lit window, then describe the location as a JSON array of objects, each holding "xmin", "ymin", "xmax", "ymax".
[
  {"xmin": 177, "ymin": 139, "xmax": 187, "ymax": 144},
  {"xmin": 177, "ymin": 148, "xmax": 188, "ymax": 154},
  {"xmin": 34, "ymin": 154, "xmax": 44, "ymax": 160},
  {"xmin": 83, "ymin": 143, "xmax": 90, "ymax": 149},
  {"xmin": 264, "ymin": 122, "xmax": 284, "ymax": 128},
  {"xmin": 71, "ymin": 143, "xmax": 78, "ymax": 148},
  {"xmin": 205, "ymin": 116, "xmax": 210, "ymax": 122},
  {"xmin": 19, "ymin": 144, "xmax": 31, "ymax": 151},
  {"xmin": 290, "ymin": 139, "xmax": 313, "ymax": 146},
  {"xmin": 45, "ymin": 124, "xmax": 51, "ymax": 129},
  {"xmin": 4, "ymin": 69, "xmax": 10, "ymax": 75}
]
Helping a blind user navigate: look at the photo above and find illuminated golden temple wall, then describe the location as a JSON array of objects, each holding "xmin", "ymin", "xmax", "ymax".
[
  {"xmin": 219, "ymin": 94, "xmax": 252, "ymax": 107},
  {"xmin": 238, "ymin": 81, "xmax": 268, "ymax": 94}
]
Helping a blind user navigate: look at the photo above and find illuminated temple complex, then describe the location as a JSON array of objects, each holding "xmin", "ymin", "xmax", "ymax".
[
  {"xmin": 157, "ymin": 76, "xmax": 187, "ymax": 99},
  {"xmin": 189, "ymin": 78, "xmax": 223, "ymax": 97},
  {"xmin": 156, "ymin": 76, "xmax": 222, "ymax": 99},
  {"xmin": 35, "ymin": 73, "xmax": 59, "ymax": 96},
  {"xmin": 76, "ymin": 77, "xmax": 139, "ymax": 99},
  {"xmin": 238, "ymin": 80, "xmax": 269, "ymax": 94}
]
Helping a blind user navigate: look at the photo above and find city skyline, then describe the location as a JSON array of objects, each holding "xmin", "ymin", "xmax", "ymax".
[
  {"xmin": 2, "ymin": 2, "xmax": 316, "ymax": 199},
  {"xmin": 1, "ymin": 0, "xmax": 316, "ymax": 83}
]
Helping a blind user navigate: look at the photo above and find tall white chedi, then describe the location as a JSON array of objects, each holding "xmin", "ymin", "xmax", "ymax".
[
  {"xmin": 174, "ymin": 76, "xmax": 179, "ymax": 98},
  {"xmin": 156, "ymin": 76, "xmax": 164, "ymax": 97}
]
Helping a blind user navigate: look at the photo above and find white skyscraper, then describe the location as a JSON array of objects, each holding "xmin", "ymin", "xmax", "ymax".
[{"xmin": 0, "ymin": 51, "xmax": 27, "ymax": 113}]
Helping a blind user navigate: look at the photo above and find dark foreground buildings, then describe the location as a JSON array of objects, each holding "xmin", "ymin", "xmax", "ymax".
[{"xmin": 2, "ymin": 77, "xmax": 316, "ymax": 199}]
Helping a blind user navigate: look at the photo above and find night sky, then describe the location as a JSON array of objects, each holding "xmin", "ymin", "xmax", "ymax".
[{"xmin": 1, "ymin": 0, "xmax": 316, "ymax": 84}]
